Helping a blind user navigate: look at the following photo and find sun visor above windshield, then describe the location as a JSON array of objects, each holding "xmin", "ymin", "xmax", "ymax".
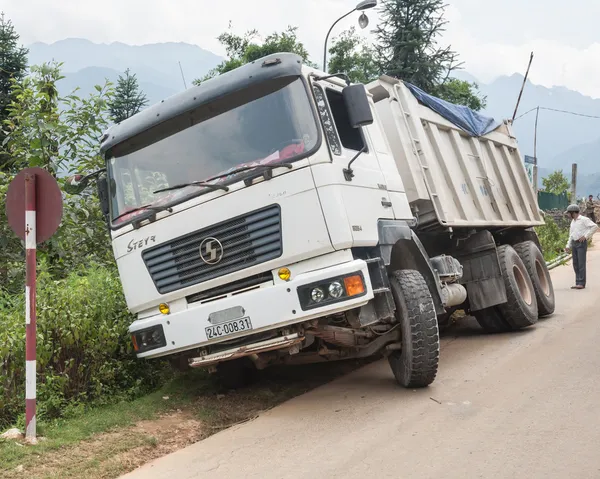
[{"xmin": 101, "ymin": 53, "xmax": 305, "ymax": 156}]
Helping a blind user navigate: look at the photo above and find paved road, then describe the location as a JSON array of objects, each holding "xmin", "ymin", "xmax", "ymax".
[{"xmin": 123, "ymin": 244, "xmax": 600, "ymax": 479}]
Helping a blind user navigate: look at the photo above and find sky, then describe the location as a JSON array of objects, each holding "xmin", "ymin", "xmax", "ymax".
[{"xmin": 4, "ymin": 0, "xmax": 600, "ymax": 98}]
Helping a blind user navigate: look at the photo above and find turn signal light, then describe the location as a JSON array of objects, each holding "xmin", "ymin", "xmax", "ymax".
[
  {"xmin": 278, "ymin": 267, "xmax": 291, "ymax": 281},
  {"xmin": 131, "ymin": 334, "xmax": 139, "ymax": 352},
  {"xmin": 344, "ymin": 275, "xmax": 365, "ymax": 297},
  {"xmin": 159, "ymin": 303, "xmax": 170, "ymax": 315}
]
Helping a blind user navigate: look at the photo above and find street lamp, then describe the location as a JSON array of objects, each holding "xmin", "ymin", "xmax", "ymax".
[{"xmin": 323, "ymin": 0, "xmax": 377, "ymax": 73}]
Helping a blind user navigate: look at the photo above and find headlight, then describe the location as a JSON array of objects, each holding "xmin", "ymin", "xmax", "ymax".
[
  {"xmin": 311, "ymin": 287, "xmax": 325, "ymax": 302},
  {"xmin": 328, "ymin": 281, "xmax": 344, "ymax": 298},
  {"xmin": 131, "ymin": 325, "xmax": 167, "ymax": 354},
  {"xmin": 297, "ymin": 272, "xmax": 366, "ymax": 311}
]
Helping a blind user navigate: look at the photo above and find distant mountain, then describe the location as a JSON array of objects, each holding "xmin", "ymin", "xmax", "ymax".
[
  {"xmin": 476, "ymin": 74, "xmax": 600, "ymax": 172},
  {"xmin": 29, "ymin": 39, "xmax": 222, "ymax": 92},
  {"xmin": 452, "ymin": 71, "xmax": 600, "ymax": 195},
  {"xmin": 57, "ymin": 66, "xmax": 176, "ymax": 106}
]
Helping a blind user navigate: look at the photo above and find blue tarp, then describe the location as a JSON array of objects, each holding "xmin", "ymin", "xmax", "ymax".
[{"xmin": 405, "ymin": 83, "xmax": 502, "ymax": 137}]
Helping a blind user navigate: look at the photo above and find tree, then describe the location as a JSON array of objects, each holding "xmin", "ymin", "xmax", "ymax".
[
  {"xmin": 1, "ymin": 62, "xmax": 114, "ymax": 289},
  {"xmin": 542, "ymin": 170, "xmax": 570, "ymax": 196},
  {"xmin": 194, "ymin": 25, "xmax": 313, "ymax": 85},
  {"xmin": 327, "ymin": 27, "xmax": 378, "ymax": 84},
  {"xmin": 374, "ymin": 0, "xmax": 485, "ymax": 110},
  {"xmin": 0, "ymin": 13, "xmax": 28, "ymax": 169},
  {"xmin": 432, "ymin": 78, "xmax": 487, "ymax": 111},
  {"xmin": 109, "ymin": 68, "xmax": 148, "ymax": 123}
]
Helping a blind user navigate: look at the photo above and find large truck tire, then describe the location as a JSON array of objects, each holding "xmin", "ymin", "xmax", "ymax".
[
  {"xmin": 514, "ymin": 241, "xmax": 555, "ymax": 317},
  {"xmin": 473, "ymin": 306, "xmax": 513, "ymax": 333},
  {"xmin": 496, "ymin": 245, "xmax": 538, "ymax": 329},
  {"xmin": 387, "ymin": 270, "xmax": 440, "ymax": 388}
]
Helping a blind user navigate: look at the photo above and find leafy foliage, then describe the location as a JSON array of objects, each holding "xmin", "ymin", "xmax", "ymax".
[
  {"xmin": 536, "ymin": 215, "xmax": 570, "ymax": 262},
  {"xmin": 327, "ymin": 27, "xmax": 378, "ymax": 84},
  {"xmin": 109, "ymin": 68, "xmax": 148, "ymax": 124},
  {"xmin": 542, "ymin": 170, "xmax": 570, "ymax": 196},
  {"xmin": 374, "ymin": 0, "xmax": 485, "ymax": 110},
  {"xmin": 0, "ymin": 58, "xmax": 170, "ymax": 429},
  {"xmin": 2, "ymin": 62, "xmax": 111, "ymax": 173},
  {"xmin": 432, "ymin": 78, "xmax": 487, "ymax": 111},
  {"xmin": 0, "ymin": 12, "xmax": 28, "ymax": 169},
  {"xmin": 0, "ymin": 62, "xmax": 114, "ymax": 293},
  {"xmin": 193, "ymin": 25, "xmax": 313, "ymax": 85},
  {"xmin": 0, "ymin": 265, "xmax": 167, "ymax": 428}
]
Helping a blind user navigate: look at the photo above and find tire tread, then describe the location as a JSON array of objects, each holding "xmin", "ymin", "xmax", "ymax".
[
  {"xmin": 496, "ymin": 245, "xmax": 538, "ymax": 329},
  {"xmin": 388, "ymin": 270, "xmax": 439, "ymax": 388},
  {"xmin": 514, "ymin": 241, "xmax": 555, "ymax": 317}
]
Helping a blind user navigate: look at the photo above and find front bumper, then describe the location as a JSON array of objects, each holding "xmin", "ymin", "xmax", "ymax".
[{"xmin": 130, "ymin": 259, "xmax": 373, "ymax": 359}]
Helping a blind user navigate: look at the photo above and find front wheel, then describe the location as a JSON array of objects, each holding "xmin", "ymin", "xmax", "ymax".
[{"xmin": 387, "ymin": 270, "xmax": 440, "ymax": 388}]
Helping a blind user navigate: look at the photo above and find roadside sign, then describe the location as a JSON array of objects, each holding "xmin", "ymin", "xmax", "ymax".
[
  {"xmin": 5, "ymin": 167, "xmax": 63, "ymax": 443},
  {"xmin": 6, "ymin": 167, "xmax": 63, "ymax": 243}
]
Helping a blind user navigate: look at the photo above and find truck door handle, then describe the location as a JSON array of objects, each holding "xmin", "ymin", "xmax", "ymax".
[{"xmin": 381, "ymin": 199, "xmax": 393, "ymax": 208}]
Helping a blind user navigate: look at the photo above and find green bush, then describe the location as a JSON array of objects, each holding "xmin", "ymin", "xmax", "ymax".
[
  {"xmin": 536, "ymin": 215, "xmax": 570, "ymax": 262},
  {"xmin": 0, "ymin": 264, "xmax": 167, "ymax": 428}
]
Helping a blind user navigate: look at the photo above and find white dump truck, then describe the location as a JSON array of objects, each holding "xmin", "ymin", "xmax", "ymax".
[{"xmin": 71, "ymin": 53, "xmax": 554, "ymax": 388}]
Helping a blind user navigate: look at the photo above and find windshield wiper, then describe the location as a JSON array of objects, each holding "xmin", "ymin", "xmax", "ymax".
[
  {"xmin": 112, "ymin": 203, "xmax": 173, "ymax": 224},
  {"xmin": 207, "ymin": 163, "xmax": 293, "ymax": 185},
  {"xmin": 153, "ymin": 181, "xmax": 230, "ymax": 195}
]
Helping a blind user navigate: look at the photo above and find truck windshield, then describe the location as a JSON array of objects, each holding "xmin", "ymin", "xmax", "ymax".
[{"xmin": 106, "ymin": 78, "xmax": 319, "ymax": 227}]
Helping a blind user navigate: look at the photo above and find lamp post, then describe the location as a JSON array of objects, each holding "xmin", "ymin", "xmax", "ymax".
[{"xmin": 323, "ymin": 0, "xmax": 377, "ymax": 73}]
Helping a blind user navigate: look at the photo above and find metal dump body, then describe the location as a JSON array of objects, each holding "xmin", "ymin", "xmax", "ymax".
[{"xmin": 368, "ymin": 76, "xmax": 543, "ymax": 230}]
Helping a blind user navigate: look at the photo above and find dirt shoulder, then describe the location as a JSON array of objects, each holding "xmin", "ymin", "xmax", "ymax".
[{"xmin": 1, "ymin": 360, "xmax": 371, "ymax": 479}]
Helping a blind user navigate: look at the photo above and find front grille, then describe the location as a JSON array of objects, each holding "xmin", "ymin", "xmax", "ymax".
[
  {"xmin": 143, "ymin": 206, "xmax": 282, "ymax": 294},
  {"xmin": 187, "ymin": 271, "xmax": 273, "ymax": 304}
]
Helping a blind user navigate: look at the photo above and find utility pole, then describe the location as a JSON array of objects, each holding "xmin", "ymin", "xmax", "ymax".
[
  {"xmin": 511, "ymin": 52, "xmax": 534, "ymax": 123},
  {"xmin": 178, "ymin": 61, "xmax": 188, "ymax": 90},
  {"xmin": 571, "ymin": 163, "xmax": 578, "ymax": 202}
]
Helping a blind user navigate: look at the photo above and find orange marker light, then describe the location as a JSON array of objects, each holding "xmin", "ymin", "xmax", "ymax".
[
  {"xmin": 131, "ymin": 334, "xmax": 139, "ymax": 352},
  {"xmin": 344, "ymin": 275, "xmax": 365, "ymax": 297}
]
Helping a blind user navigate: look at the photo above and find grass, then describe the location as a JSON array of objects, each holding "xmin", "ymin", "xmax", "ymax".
[
  {"xmin": 0, "ymin": 370, "xmax": 211, "ymax": 476},
  {"xmin": 0, "ymin": 360, "xmax": 371, "ymax": 479}
]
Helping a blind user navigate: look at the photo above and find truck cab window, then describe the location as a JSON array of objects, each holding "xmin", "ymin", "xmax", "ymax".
[{"xmin": 325, "ymin": 89, "xmax": 366, "ymax": 152}]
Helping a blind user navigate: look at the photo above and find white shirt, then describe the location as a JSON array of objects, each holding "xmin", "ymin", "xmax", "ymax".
[{"xmin": 567, "ymin": 215, "xmax": 598, "ymax": 248}]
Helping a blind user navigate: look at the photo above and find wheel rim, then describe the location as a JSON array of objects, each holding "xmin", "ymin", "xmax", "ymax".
[
  {"xmin": 535, "ymin": 259, "xmax": 551, "ymax": 296},
  {"xmin": 513, "ymin": 264, "xmax": 533, "ymax": 306}
]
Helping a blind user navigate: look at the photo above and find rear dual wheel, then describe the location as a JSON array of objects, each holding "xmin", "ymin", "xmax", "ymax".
[
  {"xmin": 475, "ymin": 245, "xmax": 538, "ymax": 333},
  {"xmin": 514, "ymin": 241, "xmax": 555, "ymax": 317}
]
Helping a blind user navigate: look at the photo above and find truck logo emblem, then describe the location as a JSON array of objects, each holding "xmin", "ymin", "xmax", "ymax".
[{"xmin": 199, "ymin": 237, "xmax": 224, "ymax": 265}]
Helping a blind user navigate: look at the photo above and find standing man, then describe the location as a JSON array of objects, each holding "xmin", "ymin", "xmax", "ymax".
[
  {"xmin": 565, "ymin": 204, "xmax": 598, "ymax": 289},
  {"xmin": 585, "ymin": 194, "xmax": 596, "ymax": 224}
]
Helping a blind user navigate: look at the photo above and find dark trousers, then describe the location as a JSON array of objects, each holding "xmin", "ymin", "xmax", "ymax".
[{"xmin": 572, "ymin": 241, "xmax": 588, "ymax": 287}]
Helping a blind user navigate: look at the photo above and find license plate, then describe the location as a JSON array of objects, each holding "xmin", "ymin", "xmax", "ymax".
[{"xmin": 205, "ymin": 317, "xmax": 253, "ymax": 340}]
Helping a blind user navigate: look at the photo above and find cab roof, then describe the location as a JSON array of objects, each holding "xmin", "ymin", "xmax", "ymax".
[{"xmin": 100, "ymin": 52, "xmax": 304, "ymax": 155}]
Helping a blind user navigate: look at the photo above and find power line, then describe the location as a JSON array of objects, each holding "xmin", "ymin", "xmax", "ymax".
[
  {"xmin": 538, "ymin": 107, "xmax": 600, "ymax": 119},
  {"xmin": 513, "ymin": 106, "xmax": 600, "ymax": 122},
  {"xmin": 513, "ymin": 107, "xmax": 538, "ymax": 122}
]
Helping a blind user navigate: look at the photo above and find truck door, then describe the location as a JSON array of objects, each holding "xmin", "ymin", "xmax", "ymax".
[{"xmin": 310, "ymin": 80, "xmax": 400, "ymax": 248}]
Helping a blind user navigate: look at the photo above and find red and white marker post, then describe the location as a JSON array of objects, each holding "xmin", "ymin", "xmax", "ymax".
[
  {"xmin": 6, "ymin": 167, "xmax": 63, "ymax": 443},
  {"xmin": 24, "ymin": 173, "xmax": 37, "ymax": 440}
]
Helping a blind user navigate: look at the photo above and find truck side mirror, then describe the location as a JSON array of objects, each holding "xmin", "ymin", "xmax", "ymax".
[
  {"xmin": 342, "ymin": 84, "xmax": 374, "ymax": 128},
  {"xmin": 64, "ymin": 175, "xmax": 90, "ymax": 195},
  {"xmin": 97, "ymin": 175, "xmax": 110, "ymax": 217}
]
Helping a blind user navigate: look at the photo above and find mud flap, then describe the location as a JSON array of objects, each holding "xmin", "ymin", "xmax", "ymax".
[{"xmin": 454, "ymin": 230, "xmax": 507, "ymax": 312}]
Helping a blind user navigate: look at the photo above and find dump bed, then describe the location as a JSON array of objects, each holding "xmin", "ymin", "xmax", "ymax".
[{"xmin": 368, "ymin": 76, "xmax": 543, "ymax": 230}]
